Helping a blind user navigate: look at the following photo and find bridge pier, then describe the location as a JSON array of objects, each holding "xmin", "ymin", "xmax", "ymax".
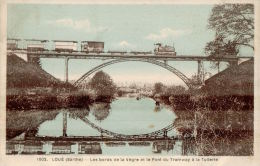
[
  {"xmin": 63, "ymin": 112, "xmax": 67, "ymax": 137},
  {"xmin": 163, "ymin": 130, "xmax": 168, "ymax": 137},
  {"xmin": 64, "ymin": 57, "xmax": 69, "ymax": 83},
  {"xmin": 197, "ymin": 60, "xmax": 203, "ymax": 84}
]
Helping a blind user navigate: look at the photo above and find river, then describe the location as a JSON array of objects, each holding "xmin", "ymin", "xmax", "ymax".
[{"xmin": 7, "ymin": 97, "xmax": 188, "ymax": 155}]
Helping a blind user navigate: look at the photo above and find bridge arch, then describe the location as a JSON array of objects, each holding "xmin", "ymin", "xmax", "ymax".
[
  {"xmin": 80, "ymin": 116, "xmax": 175, "ymax": 139},
  {"xmin": 73, "ymin": 58, "xmax": 194, "ymax": 88}
]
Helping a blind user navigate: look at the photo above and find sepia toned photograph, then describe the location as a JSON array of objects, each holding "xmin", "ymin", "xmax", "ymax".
[{"xmin": 3, "ymin": 1, "xmax": 255, "ymax": 158}]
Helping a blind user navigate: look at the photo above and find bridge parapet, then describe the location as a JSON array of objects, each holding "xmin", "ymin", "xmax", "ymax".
[{"xmin": 8, "ymin": 50, "xmax": 252, "ymax": 62}]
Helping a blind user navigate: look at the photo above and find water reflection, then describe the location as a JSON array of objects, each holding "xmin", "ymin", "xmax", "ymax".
[
  {"xmin": 69, "ymin": 107, "xmax": 90, "ymax": 120},
  {"xmin": 79, "ymin": 142, "xmax": 102, "ymax": 154},
  {"xmin": 6, "ymin": 139, "xmax": 180, "ymax": 155},
  {"xmin": 52, "ymin": 142, "xmax": 74, "ymax": 154},
  {"xmin": 152, "ymin": 140, "xmax": 175, "ymax": 153},
  {"xmin": 36, "ymin": 98, "xmax": 176, "ymax": 136},
  {"xmin": 91, "ymin": 103, "xmax": 111, "ymax": 121},
  {"xmin": 7, "ymin": 97, "xmax": 181, "ymax": 155},
  {"xmin": 154, "ymin": 105, "xmax": 162, "ymax": 112}
]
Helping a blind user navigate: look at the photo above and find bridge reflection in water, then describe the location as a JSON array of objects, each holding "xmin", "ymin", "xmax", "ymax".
[
  {"xmin": 7, "ymin": 103, "xmax": 195, "ymax": 155},
  {"xmin": 59, "ymin": 110, "xmax": 178, "ymax": 140},
  {"xmin": 6, "ymin": 112, "xmax": 195, "ymax": 155},
  {"xmin": 7, "ymin": 139, "xmax": 188, "ymax": 155}
]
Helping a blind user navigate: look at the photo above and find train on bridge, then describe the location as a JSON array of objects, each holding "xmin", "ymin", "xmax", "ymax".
[{"xmin": 7, "ymin": 38, "xmax": 177, "ymax": 56}]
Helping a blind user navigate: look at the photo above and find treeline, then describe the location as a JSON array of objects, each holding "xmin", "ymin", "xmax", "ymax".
[
  {"xmin": 152, "ymin": 82, "xmax": 187, "ymax": 96},
  {"xmin": 151, "ymin": 81, "xmax": 253, "ymax": 112},
  {"xmin": 7, "ymin": 93, "xmax": 92, "ymax": 110},
  {"xmin": 165, "ymin": 94, "xmax": 253, "ymax": 112}
]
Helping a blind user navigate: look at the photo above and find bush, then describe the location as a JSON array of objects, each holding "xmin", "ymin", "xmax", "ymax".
[{"xmin": 67, "ymin": 93, "xmax": 91, "ymax": 108}]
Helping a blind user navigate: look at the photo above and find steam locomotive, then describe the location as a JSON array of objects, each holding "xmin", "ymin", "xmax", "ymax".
[
  {"xmin": 154, "ymin": 43, "xmax": 176, "ymax": 56},
  {"xmin": 81, "ymin": 41, "xmax": 104, "ymax": 53}
]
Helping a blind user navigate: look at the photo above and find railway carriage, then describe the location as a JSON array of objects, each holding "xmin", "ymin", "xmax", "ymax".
[
  {"xmin": 81, "ymin": 41, "xmax": 104, "ymax": 53},
  {"xmin": 154, "ymin": 43, "xmax": 177, "ymax": 56},
  {"xmin": 26, "ymin": 39, "xmax": 48, "ymax": 52},
  {"xmin": 54, "ymin": 40, "xmax": 78, "ymax": 53},
  {"xmin": 7, "ymin": 38, "xmax": 21, "ymax": 50}
]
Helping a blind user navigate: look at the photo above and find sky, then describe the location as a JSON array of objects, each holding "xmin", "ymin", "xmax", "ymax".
[{"xmin": 7, "ymin": 4, "xmax": 254, "ymax": 87}]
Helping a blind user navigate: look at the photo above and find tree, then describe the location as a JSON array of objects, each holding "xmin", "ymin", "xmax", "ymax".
[
  {"xmin": 205, "ymin": 4, "xmax": 254, "ymax": 70},
  {"xmin": 165, "ymin": 85, "xmax": 186, "ymax": 96},
  {"xmin": 153, "ymin": 82, "xmax": 165, "ymax": 94},
  {"xmin": 208, "ymin": 4, "xmax": 254, "ymax": 50},
  {"xmin": 189, "ymin": 74, "xmax": 201, "ymax": 86},
  {"xmin": 205, "ymin": 35, "xmax": 239, "ymax": 57},
  {"xmin": 205, "ymin": 35, "xmax": 239, "ymax": 71},
  {"xmin": 89, "ymin": 71, "xmax": 117, "ymax": 100}
]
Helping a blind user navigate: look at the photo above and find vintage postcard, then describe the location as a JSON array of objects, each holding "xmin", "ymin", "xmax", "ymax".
[{"xmin": 0, "ymin": 0, "xmax": 260, "ymax": 165}]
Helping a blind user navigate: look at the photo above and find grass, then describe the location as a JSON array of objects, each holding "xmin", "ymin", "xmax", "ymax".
[{"xmin": 7, "ymin": 54, "xmax": 62, "ymax": 88}]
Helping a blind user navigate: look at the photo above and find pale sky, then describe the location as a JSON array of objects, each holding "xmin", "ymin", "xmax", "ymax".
[{"xmin": 7, "ymin": 4, "xmax": 254, "ymax": 87}]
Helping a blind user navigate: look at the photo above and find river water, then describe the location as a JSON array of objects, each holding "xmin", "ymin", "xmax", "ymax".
[
  {"xmin": 38, "ymin": 97, "xmax": 177, "ymax": 137},
  {"xmin": 7, "ymin": 97, "xmax": 185, "ymax": 155}
]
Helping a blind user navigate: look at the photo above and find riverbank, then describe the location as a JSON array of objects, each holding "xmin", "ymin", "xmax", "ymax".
[
  {"xmin": 6, "ymin": 110, "xmax": 60, "ymax": 139},
  {"xmin": 7, "ymin": 92, "xmax": 91, "ymax": 110},
  {"xmin": 6, "ymin": 91, "xmax": 118, "ymax": 111},
  {"xmin": 153, "ymin": 92, "xmax": 254, "ymax": 156}
]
